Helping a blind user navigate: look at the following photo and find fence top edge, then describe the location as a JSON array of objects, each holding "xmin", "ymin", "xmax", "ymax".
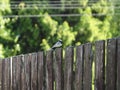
[
  {"xmin": 94, "ymin": 40, "xmax": 105, "ymax": 43},
  {"xmin": 1, "ymin": 37, "xmax": 120, "ymax": 59},
  {"xmin": 76, "ymin": 44, "xmax": 84, "ymax": 48},
  {"xmin": 106, "ymin": 36, "xmax": 120, "ymax": 41}
]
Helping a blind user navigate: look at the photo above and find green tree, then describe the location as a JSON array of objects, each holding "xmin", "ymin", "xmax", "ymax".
[
  {"xmin": 0, "ymin": 0, "xmax": 20, "ymax": 58},
  {"xmin": 109, "ymin": 0, "xmax": 120, "ymax": 37},
  {"xmin": 0, "ymin": 0, "xmax": 119, "ymax": 58}
]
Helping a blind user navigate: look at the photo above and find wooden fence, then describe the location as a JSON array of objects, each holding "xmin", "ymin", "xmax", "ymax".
[{"xmin": 0, "ymin": 38, "xmax": 120, "ymax": 90}]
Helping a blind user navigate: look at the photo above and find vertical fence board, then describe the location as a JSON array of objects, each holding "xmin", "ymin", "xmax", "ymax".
[
  {"xmin": 64, "ymin": 47, "xmax": 74, "ymax": 90},
  {"xmin": 0, "ymin": 59, "xmax": 2, "ymax": 90},
  {"xmin": 0, "ymin": 38, "xmax": 120, "ymax": 90},
  {"xmin": 37, "ymin": 52, "xmax": 44, "ymax": 90},
  {"xmin": 54, "ymin": 48, "xmax": 63, "ymax": 90},
  {"xmin": 12, "ymin": 56, "xmax": 21, "ymax": 90},
  {"xmin": 31, "ymin": 53, "xmax": 38, "ymax": 90},
  {"xmin": 46, "ymin": 50, "xmax": 53, "ymax": 90},
  {"xmin": 10, "ymin": 58, "xmax": 12, "ymax": 90},
  {"xmin": 95, "ymin": 40, "xmax": 105, "ymax": 90},
  {"xmin": 12, "ymin": 57, "xmax": 17, "ymax": 90},
  {"xmin": 15, "ymin": 56, "xmax": 22, "ymax": 90},
  {"xmin": 7, "ymin": 58, "xmax": 11, "ymax": 90},
  {"xmin": 83, "ymin": 43, "xmax": 92, "ymax": 90},
  {"xmin": 1, "ymin": 59, "xmax": 5, "ymax": 90},
  {"xmin": 24, "ymin": 54, "xmax": 31, "ymax": 90},
  {"xmin": 2, "ymin": 58, "xmax": 10, "ymax": 90},
  {"xmin": 106, "ymin": 39, "xmax": 117, "ymax": 90},
  {"xmin": 117, "ymin": 38, "xmax": 120, "ymax": 90},
  {"xmin": 20, "ymin": 55, "xmax": 26, "ymax": 90},
  {"xmin": 75, "ymin": 45, "xmax": 84, "ymax": 90}
]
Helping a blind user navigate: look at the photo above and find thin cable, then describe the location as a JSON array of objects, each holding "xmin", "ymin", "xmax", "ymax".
[
  {"xmin": 1, "ymin": 13, "xmax": 118, "ymax": 18},
  {"xmin": 0, "ymin": 4, "xmax": 118, "ymax": 7},
  {"xmin": 0, "ymin": 3, "xmax": 112, "ymax": 6},
  {"xmin": 0, "ymin": 3, "xmax": 117, "ymax": 6},
  {"xmin": 5, "ymin": 3, "xmax": 83, "ymax": 6},
  {"xmin": 7, "ymin": 2, "xmax": 120, "ymax": 4},
  {"xmin": 4, "ymin": 7, "xmax": 120, "ymax": 10},
  {"xmin": 0, "ymin": 6, "xmax": 119, "ymax": 10},
  {"xmin": 0, "ymin": 4, "xmax": 92, "ymax": 8},
  {"xmin": 0, "ymin": 1, "xmax": 119, "ymax": 5},
  {"xmin": 0, "ymin": 1, "xmax": 117, "ymax": 4},
  {"xmin": 7, "ymin": 1, "xmax": 109, "ymax": 3},
  {"xmin": 7, "ymin": 3, "xmax": 113, "ymax": 5},
  {"xmin": 0, "ymin": 3, "xmax": 113, "ymax": 6},
  {"xmin": 4, "ymin": 7, "xmax": 84, "ymax": 10},
  {"xmin": 0, "ymin": 2, "xmax": 117, "ymax": 9}
]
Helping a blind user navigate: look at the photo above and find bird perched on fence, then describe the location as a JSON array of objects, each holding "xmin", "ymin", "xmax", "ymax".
[{"xmin": 51, "ymin": 39, "xmax": 62, "ymax": 50}]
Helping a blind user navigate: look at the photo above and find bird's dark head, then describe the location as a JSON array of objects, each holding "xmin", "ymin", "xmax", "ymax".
[{"xmin": 58, "ymin": 39, "xmax": 62, "ymax": 43}]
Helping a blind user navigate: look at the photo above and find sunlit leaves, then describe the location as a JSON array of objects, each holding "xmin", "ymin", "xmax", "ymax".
[
  {"xmin": 57, "ymin": 21, "xmax": 76, "ymax": 47},
  {"xmin": 42, "ymin": 13, "xmax": 58, "ymax": 36},
  {"xmin": 40, "ymin": 39, "xmax": 50, "ymax": 50},
  {"xmin": 0, "ymin": 0, "xmax": 119, "ymax": 58}
]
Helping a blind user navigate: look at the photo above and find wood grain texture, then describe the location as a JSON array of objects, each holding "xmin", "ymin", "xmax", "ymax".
[
  {"xmin": 117, "ymin": 38, "xmax": 120, "ymax": 90},
  {"xmin": 31, "ymin": 53, "xmax": 38, "ymax": 90},
  {"xmin": 0, "ymin": 59, "xmax": 2, "ymax": 90},
  {"xmin": 2, "ymin": 58, "xmax": 11, "ymax": 90},
  {"xmin": 15, "ymin": 56, "xmax": 22, "ymax": 90},
  {"xmin": 64, "ymin": 47, "xmax": 74, "ymax": 90},
  {"xmin": 106, "ymin": 38, "xmax": 117, "ymax": 90},
  {"xmin": 12, "ymin": 56, "xmax": 18, "ymax": 90},
  {"xmin": 46, "ymin": 50, "xmax": 53, "ymax": 90},
  {"xmin": 24, "ymin": 54, "xmax": 31, "ymax": 90},
  {"xmin": 95, "ymin": 40, "xmax": 105, "ymax": 90},
  {"xmin": 20, "ymin": 55, "xmax": 26, "ymax": 90},
  {"xmin": 37, "ymin": 52, "xmax": 44, "ymax": 90},
  {"xmin": 54, "ymin": 48, "xmax": 63, "ymax": 90},
  {"xmin": 0, "ymin": 38, "xmax": 119, "ymax": 90},
  {"xmin": 74, "ymin": 45, "xmax": 84, "ymax": 90},
  {"xmin": 83, "ymin": 43, "xmax": 92, "ymax": 90}
]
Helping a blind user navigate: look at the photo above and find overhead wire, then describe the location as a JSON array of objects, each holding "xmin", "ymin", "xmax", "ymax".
[
  {"xmin": 0, "ymin": 0, "xmax": 119, "ymax": 6},
  {"xmin": 1, "ymin": 3, "xmax": 120, "ymax": 10},
  {"xmin": 0, "ymin": 1, "xmax": 119, "ymax": 9},
  {"xmin": 6, "ymin": 1, "xmax": 120, "ymax": 3},
  {"xmin": 0, "ymin": 1, "xmax": 119, "ymax": 18},
  {"xmin": 1, "ymin": 13, "xmax": 120, "ymax": 18},
  {"xmin": 0, "ymin": 2, "xmax": 119, "ymax": 7},
  {"xmin": 5, "ymin": 6, "xmax": 120, "ymax": 9},
  {"xmin": 4, "ymin": 1, "xmax": 112, "ymax": 3},
  {"xmin": 0, "ymin": 1, "xmax": 118, "ymax": 40}
]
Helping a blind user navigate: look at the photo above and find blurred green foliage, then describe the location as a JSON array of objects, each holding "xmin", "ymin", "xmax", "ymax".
[{"xmin": 0, "ymin": 0, "xmax": 120, "ymax": 58}]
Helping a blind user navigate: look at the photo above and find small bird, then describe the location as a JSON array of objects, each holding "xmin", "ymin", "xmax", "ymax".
[{"xmin": 51, "ymin": 39, "xmax": 62, "ymax": 49}]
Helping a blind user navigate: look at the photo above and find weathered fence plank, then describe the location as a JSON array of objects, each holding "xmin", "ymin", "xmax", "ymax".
[
  {"xmin": 15, "ymin": 56, "xmax": 22, "ymax": 90},
  {"xmin": 12, "ymin": 56, "xmax": 22, "ymax": 90},
  {"xmin": 106, "ymin": 38, "xmax": 117, "ymax": 90},
  {"xmin": 54, "ymin": 48, "xmax": 63, "ymax": 90},
  {"xmin": 83, "ymin": 43, "xmax": 92, "ymax": 90},
  {"xmin": 74, "ymin": 45, "xmax": 84, "ymax": 90},
  {"xmin": 20, "ymin": 55, "xmax": 26, "ymax": 90},
  {"xmin": 117, "ymin": 38, "xmax": 120, "ymax": 90},
  {"xmin": 24, "ymin": 54, "xmax": 31, "ymax": 90},
  {"xmin": 31, "ymin": 53, "xmax": 38, "ymax": 90},
  {"xmin": 0, "ymin": 37, "xmax": 120, "ymax": 90},
  {"xmin": 94, "ymin": 40, "xmax": 105, "ymax": 90},
  {"xmin": 64, "ymin": 47, "xmax": 74, "ymax": 90},
  {"xmin": 46, "ymin": 50, "xmax": 53, "ymax": 90},
  {"xmin": 37, "ymin": 52, "xmax": 44, "ymax": 90},
  {"xmin": 1, "ymin": 59, "xmax": 5, "ymax": 90},
  {"xmin": 12, "ymin": 57, "xmax": 17, "ymax": 90},
  {"xmin": 2, "ymin": 58, "xmax": 11, "ymax": 90},
  {"xmin": 0, "ymin": 59, "xmax": 2, "ymax": 90}
]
